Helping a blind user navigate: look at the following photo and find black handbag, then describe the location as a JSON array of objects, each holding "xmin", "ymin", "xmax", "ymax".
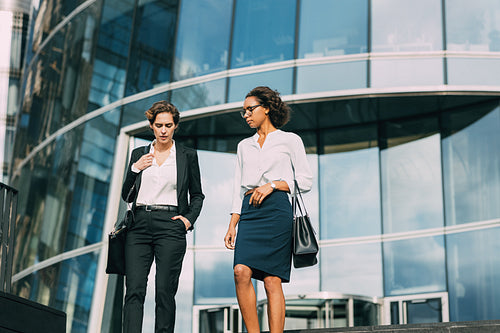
[
  {"xmin": 106, "ymin": 186, "xmax": 135, "ymax": 275},
  {"xmin": 292, "ymin": 180, "xmax": 319, "ymax": 268}
]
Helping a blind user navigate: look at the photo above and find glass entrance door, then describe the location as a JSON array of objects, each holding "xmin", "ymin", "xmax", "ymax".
[{"xmin": 384, "ymin": 292, "xmax": 449, "ymax": 325}]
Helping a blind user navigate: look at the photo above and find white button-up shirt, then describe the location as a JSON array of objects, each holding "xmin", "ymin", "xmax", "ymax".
[
  {"xmin": 134, "ymin": 141, "xmax": 178, "ymax": 206},
  {"xmin": 231, "ymin": 130, "xmax": 313, "ymax": 214}
]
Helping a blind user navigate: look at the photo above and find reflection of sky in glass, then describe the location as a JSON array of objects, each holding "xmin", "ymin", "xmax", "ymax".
[
  {"xmin": 447, "ymin": 227, "xmax": 500, "ymax": 321},
  {"xmin": 174, "ymin": 0, "xmax": 232, "ymax": 79},
  {"xmin": 384, "ymin": 236, "xmax": 445, "ymax": 296},
  {"xmin": 371, "ymin": 0, "xmax": 442, "ymax": 52},
  {"xmin": 320, "ymin": 148, "xmax": 381, "ymax": 239},
  {"xmin": 446, "ymin": 0, "xmax": 500, "ymax": 51},
  {"xmin": 195, "ymin": 150, "xmax": 236, "ymax": 247},
  {"xmin": 298, "ymin": 0, "xmax": 368, "ymax": 58},
  {"xmin": 381, "ymin": 134, "xmax": 444, "ymax": 233},
  {"xmin": 321, "ymin": 243, "xmax": 383, "ymax": 297},
  {"xmin": 442, "ymin": 107, "xmax": 500, "ymax": 225}
]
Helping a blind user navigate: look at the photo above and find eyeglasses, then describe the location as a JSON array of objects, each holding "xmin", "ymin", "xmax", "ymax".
[{"xmin": 240, "ymin": 104, "xmax": 262, "ymax": 118}]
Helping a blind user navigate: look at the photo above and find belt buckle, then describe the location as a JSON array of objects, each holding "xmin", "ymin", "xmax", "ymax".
[{"xmin": 145, "ymin": 205, "xmax": 151, "ymax": 212}]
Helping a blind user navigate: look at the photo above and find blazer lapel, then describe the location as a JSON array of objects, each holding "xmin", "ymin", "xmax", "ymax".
[{"xmin": 176, "ymin": 143, "xmax": 187, "ymax": 201}]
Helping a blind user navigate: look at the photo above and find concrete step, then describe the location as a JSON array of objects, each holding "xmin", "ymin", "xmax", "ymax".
[{"xmin": 273, "ymin": 320, "xmax": 500, "ymax": 333}]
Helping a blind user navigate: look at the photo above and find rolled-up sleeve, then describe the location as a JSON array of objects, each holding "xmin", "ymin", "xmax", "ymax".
[
  {"xmin": 230, "ymin": 145, "xmax": 244, "ymax": 215},
  {"xmin": 291, "ymin": 134, "xmax": 313, "ymax": 194}
]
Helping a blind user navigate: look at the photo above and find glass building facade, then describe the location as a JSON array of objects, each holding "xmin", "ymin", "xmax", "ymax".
[
  {"xmin": 9, "ymin": 0, "xmax": 500, "ymax": 332},
  {"xmin": 0, "ymin": 0, "xmax": 30, "ymax": 183}
]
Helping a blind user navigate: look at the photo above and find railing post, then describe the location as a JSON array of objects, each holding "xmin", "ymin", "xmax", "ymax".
[{"xmin": 0, "ymin": 183, "xmax": 18, "ymax": 293}]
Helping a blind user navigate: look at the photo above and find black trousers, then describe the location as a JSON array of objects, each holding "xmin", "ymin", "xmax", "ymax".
[{"xmin": 123, "ymin": 209, "xmax": 187, "ymax": 333}]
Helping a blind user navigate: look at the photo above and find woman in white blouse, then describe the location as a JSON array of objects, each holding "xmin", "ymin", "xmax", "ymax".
[
  {"xmin": 224, "ymin": 86, "xmax": 312, "ymax": 332},
  {"xmin": 121, "ymin": 101, "xmax": 204, "ymax": 333}
]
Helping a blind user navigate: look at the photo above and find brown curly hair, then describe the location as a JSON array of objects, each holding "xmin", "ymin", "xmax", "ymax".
[
  {"xmin": 245, "ymin": 86, "xmax": 291, "ymax": 128},
  {"xmin": 145, "ymin": 101, "xmax": 180, "ymax": 125}
]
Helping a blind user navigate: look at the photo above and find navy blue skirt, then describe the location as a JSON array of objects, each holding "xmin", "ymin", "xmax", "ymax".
[{"xmin": 234, "ymin": 190, "xmax": 293, "ymax": 282}]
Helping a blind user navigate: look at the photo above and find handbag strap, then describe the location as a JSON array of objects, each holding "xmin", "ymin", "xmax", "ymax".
[{"xmin": 293, "ymin": 179, "xmax": 308, "ymax": 217}]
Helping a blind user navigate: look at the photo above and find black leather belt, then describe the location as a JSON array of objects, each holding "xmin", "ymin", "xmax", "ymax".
[{"xmin": 136, "ymin": 205, "xmax": 178, "ymax": 212}]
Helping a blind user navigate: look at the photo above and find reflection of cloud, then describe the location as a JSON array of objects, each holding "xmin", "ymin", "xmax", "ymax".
[
  {"xmin": 196, "ymin": 151, "xmax": 236, "ymax": 247},
  {"xmin": 385, "ymin": 236, "xmax": 445, "ymax": 294},
  {"xmin": 382, "ymin": 134, "xmax": 444, "ymax": 232},
  {"xmin": 321, "ymin": 243, "xmax": 383, "ymax": 297}
]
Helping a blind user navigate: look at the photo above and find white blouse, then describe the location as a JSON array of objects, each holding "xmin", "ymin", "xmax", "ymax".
[
  {"xmin": 231, "ymin": 130, "xmax": 313, "ymax": 214},
  {"xmin": 134, "ymin": 141, "xmax": 178, "ymax": 206}
]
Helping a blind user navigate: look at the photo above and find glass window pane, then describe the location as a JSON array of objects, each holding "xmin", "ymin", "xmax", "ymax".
[
  {"xmin": 447, "ymin": 227, "xmax": 500, "ymax": 321},
  {"xmin": 11, "ymin": 252, "xmax": 99, "ymax": 332},
  {"xmin": 195, "ymin": 151, "xmax": 236, "ymax": 247},
  {"xmin": 230, "ymin": 0, "xmax": 296, "ymax": 69},
  {"xmin": 89, "ymin": 0, "xmax": 135, "ymax": 109},
  {"xmin": 447, "ymin": 58, "xmax": 500, "ymax": 86},
  {"xmin": 371, "ymin": 0, "xmax": 443, "ymax": 52},
  {"xmin": 383, "ymin": 236, "xmax": 446, "ymax": 296},
  {"xmin": 320, "ymin": 146, "xmax": 381, "ymax": 239},
  {"xmin": 170, "ymin": 79, "xmax": 226, "ymax": 111},
  {"xmin": 446, "ymin": 0, "xmax": 500, "ymax": 51},
  {"xmin": 442, "ymin": 104, "xmax": 500, "ymax": 225},
  {"xmin": 321, "ymin": 243, "xmax": 383, "ymax": 296},
  {"xmin": 298, "ymin": 0, "xmax": 368, "ymax": 58},
  {"xmin": 296, "ymin": 61, "xmax": 367, "ymax": 94},
  {"xmin": 227, "ymin": 68, "xmax": 293, "ymax": 103},
  {"xmin": 371, "ymin": 58, "xmax": 443, "ymax": 88},
  {"xmin": 194, "ymin": 251, "xmax": 237, "ymax": 304},
  {"xmin": 381, "ymin": 119, "xmax": 444, "ymax": 233},
  {"xmin": 125, "ymin": 0, "xmax": 179, "ymax": 96},
  {"xmin": 173, "ymin": 0, "xmax": 232, "ymax": 80}
]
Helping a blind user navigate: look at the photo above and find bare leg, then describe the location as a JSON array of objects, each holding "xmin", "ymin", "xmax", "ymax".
[
  {"xmin": 263, "ymin": 275, "xmax": 285, "ymax": 333},
  {"xmin": 234, "ymin": 264, "xmax": 260, "ymax": 333}
]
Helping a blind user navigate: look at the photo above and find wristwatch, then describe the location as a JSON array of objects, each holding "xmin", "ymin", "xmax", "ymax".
[{"xmin": 270, "ymin": 181, "xmax": 276, "ymax": 191}]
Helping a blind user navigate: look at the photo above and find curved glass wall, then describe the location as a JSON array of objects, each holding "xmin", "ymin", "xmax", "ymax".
[{"xmin": 9, "ymin": 0, "xmax": 500, "ymax": 332}]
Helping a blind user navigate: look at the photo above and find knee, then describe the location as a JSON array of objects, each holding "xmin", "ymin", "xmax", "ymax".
[
  {"xmin": 233, "ymin": 264, "xmax": 252, "ymax": 284},
  {"xmin": 263, "ymin": 276, "xmax": 282, "ymax": 294}
]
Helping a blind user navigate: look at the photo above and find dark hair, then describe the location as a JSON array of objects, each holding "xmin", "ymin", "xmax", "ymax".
[
  {"xmin": 145, "ymin": 101, "xmax": 180, "ymax": 125},
  {"xmin": 246, "ymin": 86, "xmax": 291, "ymax": 128}
]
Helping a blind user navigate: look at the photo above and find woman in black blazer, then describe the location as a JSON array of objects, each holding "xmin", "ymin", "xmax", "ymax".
[{"xmin": 121, "ymin": 101, "xmax": 204, "ymax": 333}]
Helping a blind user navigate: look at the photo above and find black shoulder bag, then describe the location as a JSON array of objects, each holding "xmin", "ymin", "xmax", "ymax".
[
  {"xmin": 292, "ymin": 180, "xmax": 319, "ymax": 268},
  {"xmin": 106, "ymin": 145, "xmax": 149, "ymax": 275},
  {"xmin": 105, "ymin": 185, "xmax": 135, "ymax": 275}
]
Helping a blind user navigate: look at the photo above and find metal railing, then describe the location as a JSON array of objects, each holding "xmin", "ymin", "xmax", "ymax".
[{"xmin": 0, "ymin": 182, "xmax": 18, "ymax": 293}]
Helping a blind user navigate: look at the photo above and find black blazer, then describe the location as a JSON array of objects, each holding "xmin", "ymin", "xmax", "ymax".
[{"xmin": 121, "ymin": 143, "xmax": 205, "ymax": 230}]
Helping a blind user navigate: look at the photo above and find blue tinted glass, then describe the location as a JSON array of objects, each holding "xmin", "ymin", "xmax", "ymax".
[
  {"xmin": 125, "ymin": 0, "xmax": 179, "ymax": 96},
  {"xmin": 89, "ymin": 0, "xmax": 135, "ymax": 109},
  {"xmin": 227, "ymin": 68, "xmax": 293, "ymax": 103},
  {"xmin": 447, "ymin": 227, "xmax": 500, "ymax": 321},
  {"xmin": 230, "ymin": 0, "xmax": 296, "ymax": 69},
  {"xmin": 442, "ymin": 105, "xmax": 500, "ymax": 225},
  {"xmin": 381, "ymin": 132, "xmax": 444, "ymax": 233},
  {"xmin": 446, "ymin": 0, "xmax": 500, "ymax": 52},
  {"xmin": 320, "ymin": 148, "xmax": 381, "ymax": 239},
  {"xmin": 174, "ymin": 0, "xmax": 232, "ymax": 80},
  {"xmin": 321, "ymin": 243, "xmax": 383, "ymax": 296},
  {"xmin": 383, "ymin": 236, "xmax": 446, "ymax": 296},
  {"xmin": 195, "ymin": 151, "xmax": 236, "ymax": 247},
  {"xmin": 194, "ymin": 251, "xmax": 237, "ymax": 304},
  {"xmin": 121, "ymin": 92, "xmax": 169, "ymax": 128},
  {"xmin": 11, "ymin": 252, "xmax": 98, "ymax": 332},
  {"xmin": 372, "ymin": 0, "xmax": 442, "ymax": 52},
  {"xmin": 447, "ymin": 58, "xmax": 500, "ymax": 85},
  {"xmin": 297, "ymin": 61, "xmax": 367, "ymax": 98},
  {"xmin": 298, "ymin": 0, "xmax": 368, "ymax": 58},
  {"xmin": 371, "ymin": 58, "xmax": 444, "ymax": 88},
  {"xmin": 170, "ymin": 79, "xmax": 226, "ymax": 111}
]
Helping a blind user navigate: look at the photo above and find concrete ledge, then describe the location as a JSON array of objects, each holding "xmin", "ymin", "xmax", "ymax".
[{"xmin": 277, "ymin": 320, "xmax": 500, "ymax": 333}]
